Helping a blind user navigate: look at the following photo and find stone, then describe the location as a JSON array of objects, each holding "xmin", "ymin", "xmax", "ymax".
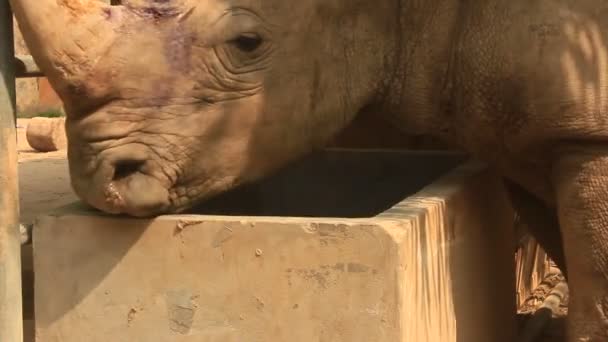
[{"xmin": 25, "ymin": 117, "xmax": 67, "ymax": 152}]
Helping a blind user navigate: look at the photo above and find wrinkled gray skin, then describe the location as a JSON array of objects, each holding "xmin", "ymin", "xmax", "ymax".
[{"xmin": 10, "ymin": 0, "xmax": 608, "ymax": 340}]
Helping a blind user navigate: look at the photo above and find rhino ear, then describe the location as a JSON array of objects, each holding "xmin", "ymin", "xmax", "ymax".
[{"xmin": 10, "ymin": 0, "xmax": 121, "ymax": 102}]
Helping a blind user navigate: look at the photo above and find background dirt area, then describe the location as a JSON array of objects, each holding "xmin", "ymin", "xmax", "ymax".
[{"xmin": 17, "ymin": 118, "xmax": 76, "ymax": 224}]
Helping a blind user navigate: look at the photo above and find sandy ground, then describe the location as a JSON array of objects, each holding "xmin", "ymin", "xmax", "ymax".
[{"xmin": 17, "ymin": 118, "xmax": 77, "ymax": 224}]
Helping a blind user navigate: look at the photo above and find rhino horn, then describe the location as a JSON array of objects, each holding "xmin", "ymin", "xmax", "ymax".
[{"xmin": 9, "ymin": 0, "xmax": 120, "ymax": 101}]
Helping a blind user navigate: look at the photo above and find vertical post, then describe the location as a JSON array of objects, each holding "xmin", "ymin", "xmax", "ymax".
[{"xmin": 0, "ymin": 1, "xmax": 23, "ymax": 342}]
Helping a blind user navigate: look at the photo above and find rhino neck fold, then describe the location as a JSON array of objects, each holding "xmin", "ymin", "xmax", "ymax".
[{"xmin": 377, "ymin": 0, "xmax": 464, "ymax": 140}]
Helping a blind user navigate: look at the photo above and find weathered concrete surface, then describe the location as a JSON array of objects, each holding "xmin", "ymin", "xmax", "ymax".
[{"xmin": 32, "ymin": 153, "xmax": 515, "ymax": 342}]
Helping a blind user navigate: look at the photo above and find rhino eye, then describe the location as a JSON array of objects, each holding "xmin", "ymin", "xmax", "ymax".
[{"xmin": 230, "ymin": 33, "xmax": 263, "ymax": 52}]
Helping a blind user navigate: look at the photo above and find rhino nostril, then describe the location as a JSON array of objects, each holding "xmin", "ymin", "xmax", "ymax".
[{"xmin": 113, "ymin": 160, "xmax": 144, "ymax": 181}]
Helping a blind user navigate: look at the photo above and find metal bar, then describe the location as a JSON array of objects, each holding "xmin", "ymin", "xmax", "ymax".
[
  {"xmin": 0, "ymin": 1, "xmax": 23, "ymax": 341},
  {"xmin": 14, "ymin": 55, "xmax": 42, "ymax": 78}
]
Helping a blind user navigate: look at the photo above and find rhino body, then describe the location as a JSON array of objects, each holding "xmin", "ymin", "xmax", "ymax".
[{"xmin": 9, "ymin": 0, "xmax": 608, "ymax": 340}]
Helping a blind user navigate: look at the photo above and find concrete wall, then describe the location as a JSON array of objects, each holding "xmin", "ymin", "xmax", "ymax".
[
  {"xmin": 12, "ymin": 18, "xmax": 63, "ymax": 116},
  {"xmin": 13, "ymin": 18, "xmax": 38, "ymax": 115}
]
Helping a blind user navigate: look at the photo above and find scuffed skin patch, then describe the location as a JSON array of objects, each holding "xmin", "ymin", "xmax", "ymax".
[{"xmin": 104, "ymin": 182, "xmax": 125, "ymax": 210}]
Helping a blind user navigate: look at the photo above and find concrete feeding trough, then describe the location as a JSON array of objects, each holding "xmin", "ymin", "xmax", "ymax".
[{"xmin": 32, "ymin": 149, "xmax": 516, "ymax": 342}]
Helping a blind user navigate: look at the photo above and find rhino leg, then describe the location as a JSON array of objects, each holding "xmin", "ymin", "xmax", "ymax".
[
  {"xmin": 552, "ymin": 144, "xmax": 608, "ymax": 341},
  {"xmin": 504, "ymin": 179, "xmax": 568, "ymax": 278}
]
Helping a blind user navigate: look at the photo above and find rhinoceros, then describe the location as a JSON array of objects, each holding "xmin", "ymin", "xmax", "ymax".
[{"xmin": 9, "ymin": 0, "xmax": 608, "ymax": 340}]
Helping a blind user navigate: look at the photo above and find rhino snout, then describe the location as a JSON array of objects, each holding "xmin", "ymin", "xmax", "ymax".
[
  {"xmin": 108, "ymin": 159, "xmax": 171, "ymax": 217},
  {"xmin": 75, "ymin": 156, "xmax": 171, "ymax": 218}
]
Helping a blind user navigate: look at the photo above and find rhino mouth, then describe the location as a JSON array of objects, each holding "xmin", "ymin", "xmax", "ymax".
[
  {"xmin": 69, "ymin": 146, "xmax": 173, "ymax": 218},
  {"xmin": 103, "ymin": 165, "xmax": 171, "ymax": 217}
]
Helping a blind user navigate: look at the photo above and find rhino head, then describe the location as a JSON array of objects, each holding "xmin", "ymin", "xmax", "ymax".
[{"xmin": 11, "ymin": 0, "xmax": 397, "ymax": 217}]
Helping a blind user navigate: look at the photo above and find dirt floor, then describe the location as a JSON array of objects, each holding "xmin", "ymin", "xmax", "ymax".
[{"xmin": 17, "ymin": 118, "xmax": 77, "ymax": 225}]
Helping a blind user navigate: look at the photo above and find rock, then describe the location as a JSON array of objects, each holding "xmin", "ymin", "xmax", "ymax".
[
  {"xmin": 20, "ymin": 223, "xmax": 32, "ymax": 245},
  {"xmin": 25, "ymin": 117, "xmax": 67, "ymax": 152}
]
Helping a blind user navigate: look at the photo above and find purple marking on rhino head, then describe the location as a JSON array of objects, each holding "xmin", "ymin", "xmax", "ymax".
[
  {"xmin": 164, "ymin": 26, "xmax": 196, "ymax": 73},
  {"xmin": 102, "ymin": 7, "xmax": 112, "ymax": 19},
  {"xmin": 125, "ymin": 0, "xmax": 181, "ymax": 20}
]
